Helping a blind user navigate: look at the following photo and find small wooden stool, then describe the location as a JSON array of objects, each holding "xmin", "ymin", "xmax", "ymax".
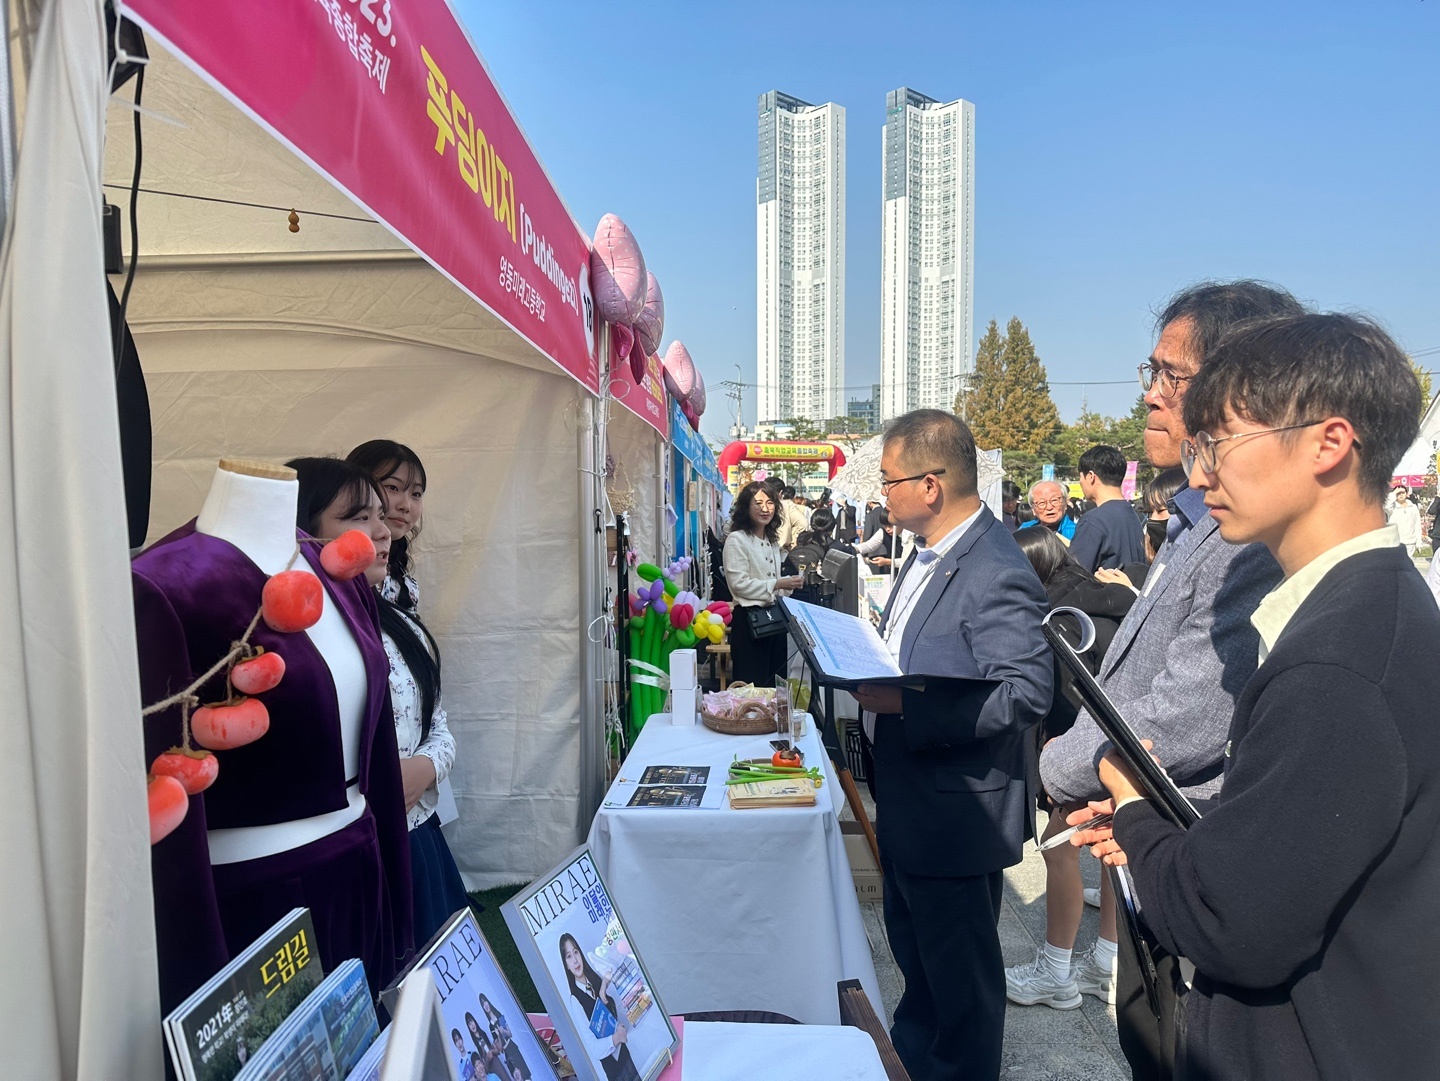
[{"xmin": 705, "ymin": 641, "xmax": 732, "ymax": 690}]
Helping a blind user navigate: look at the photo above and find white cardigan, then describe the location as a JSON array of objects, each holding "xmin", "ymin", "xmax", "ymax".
[{"xmin": 723, "ymin": 529, "xmax": 791, "ymax": 608}]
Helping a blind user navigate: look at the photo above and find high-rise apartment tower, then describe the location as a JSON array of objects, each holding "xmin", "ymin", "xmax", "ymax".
[
  {"xmin": 880, "ymin": 88, "xmax": 975, "ymax": 420},
  {"xmin": 757, "ymin": 91, "xmax": 845, "ymax": 425}
]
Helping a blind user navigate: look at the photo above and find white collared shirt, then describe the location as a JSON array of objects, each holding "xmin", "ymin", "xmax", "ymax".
[
  {"xmin": 1251, "ymin": 525, "xmax": 1399, "ymax": 663},
  {"xmin": 882, "ymin": 508, "xmax": 983, "ymax": 659},
  {"xmin": 863, "ymin": 507, "xmax": 983, "ymax": 741}
]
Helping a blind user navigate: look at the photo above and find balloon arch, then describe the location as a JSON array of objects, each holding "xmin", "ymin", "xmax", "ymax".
[{"xmin": 717, "ymin": 440, "xmax": 848, "ymax": 493}]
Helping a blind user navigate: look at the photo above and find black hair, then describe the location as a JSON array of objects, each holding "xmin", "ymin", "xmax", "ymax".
[
  {"xmin": 883, "ymin": 409, "xmax": 979, "ymax": 495},
  {"xmin": 1155, "ymin": 280, "xmax": 1307, "ymax": 368},
  {"xmin": 780, "ymin": 485, "xmax": 796, "ymax": 500},
  {"xmin": 1013, "ymin": 525, "xmax": 1094, "ymax": 595},
  {"xmin": 348, "ymin": 440, "xmax": 428, "ymax": 610},
  {"xmin": 729, "ymin": 481, "xmax": 781, "ymax": 543},
  {"xmin": 807, "ymin": 507, "xmax": 835, "ymax": 535},
  {"xmin": 559, "ymin": 933, "xmax": 610, "ymax": 1012},
  {"xmin": 378, "ymin": 596, "xmax": 442, "ymax": 746},
  {"xmin": 1182, "ymin": 312, "xmax": 1421, "ymax": 501},
  {"xmin": 285, "ymin": 457, "xmax": 384, "ymax": 537},
  {"xmin": 1077, "ymin": 445, "xmax": 1127, "ymax": 487},
  {"xmin": 1143, "ymin": 466, "xmax": 1187, "ymax": 514},
  {"xmin": 1001, "ymin": 480, "xmax": 1022, "ymax": 503},
  {"xmin": 877, "ymin": 508, "xmax": 892, "ymax": 528}
]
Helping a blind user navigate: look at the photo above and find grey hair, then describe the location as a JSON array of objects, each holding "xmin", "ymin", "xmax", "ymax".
[{"xmin": 1029, "ymin": 480, "xmax": 1065, "ymax": 502}]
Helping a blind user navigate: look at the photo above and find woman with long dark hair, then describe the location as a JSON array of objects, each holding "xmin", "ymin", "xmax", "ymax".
[
  {"xmin": 558, "ymin": 933, "xmax": 640, "ymax": 1081},
  {"xmin": 346, "ymin": 442, "xmax": 469, "ymax": 942},
  {"xmin": 722, "ymin": 481, "xmax": 803, "ymax": 686},
  {"xmin": 1006, "ymin": 524, "xmax": 1135, "ymax": 1011},
  {"xmin": 481, "ymin": 992, "xmax": 531, "ymax": 1080}
]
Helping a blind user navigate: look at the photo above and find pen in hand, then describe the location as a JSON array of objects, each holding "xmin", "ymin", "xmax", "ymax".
[{"xmin": 1039, "ymin": 813, "xmax": 1115, "ymax": 851}]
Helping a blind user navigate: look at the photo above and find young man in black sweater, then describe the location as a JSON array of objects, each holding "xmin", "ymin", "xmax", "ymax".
[{"xmin": 1071, "ymin": 312, "xmax": 1440, "ymax": 1080}]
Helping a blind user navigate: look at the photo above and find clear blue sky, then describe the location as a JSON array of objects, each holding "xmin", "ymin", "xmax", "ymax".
[{"xmin": 455, "ymin": 1, "xmax": 1440, "ymax": 442}]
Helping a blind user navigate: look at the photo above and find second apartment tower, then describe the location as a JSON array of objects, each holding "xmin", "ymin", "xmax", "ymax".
[
  {"xmin": 880, "ymin": 88, "xmax": 975, "ymax": 421},
  {"xmin": 757, "ymin": 91, "xmax": 846, "ymax": 425}
]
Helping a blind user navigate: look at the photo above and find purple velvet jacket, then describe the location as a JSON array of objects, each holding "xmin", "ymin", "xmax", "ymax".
[{"xmin": 133, "ymin": 522, "xmax": 413, "ymax": 1012}]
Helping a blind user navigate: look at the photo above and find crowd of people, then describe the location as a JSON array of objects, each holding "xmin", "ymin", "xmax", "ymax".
[{"xmin": 712, "ymin": 280, "xmax": 1438, "ymax": 1081}]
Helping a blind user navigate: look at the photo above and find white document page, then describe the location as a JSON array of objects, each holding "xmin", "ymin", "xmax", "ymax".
[{"xmin": 782, "ymin": 597, "xmax": 905, "ymax": 683}]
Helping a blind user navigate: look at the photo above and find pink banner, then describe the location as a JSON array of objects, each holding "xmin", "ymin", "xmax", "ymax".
[
  {"xmin": 608, "ymin": 345, "xmax": 669, "ymax": 438},
  {"xmin": 128, "ymin": 0, "xmax": 600, "ymax": 393},
  {"xmin": 1121, "ymin": 460, "xmax": 1140, "ymax": 501}
]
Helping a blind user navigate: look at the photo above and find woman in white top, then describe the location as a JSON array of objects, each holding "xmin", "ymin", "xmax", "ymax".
[
  {"xmin": 722, "ymin": 481, "xmax": 803, "ymax": 685},
  {"xmin": 351, "ymin": 440, "xmax": 470, "ymax": 942}
]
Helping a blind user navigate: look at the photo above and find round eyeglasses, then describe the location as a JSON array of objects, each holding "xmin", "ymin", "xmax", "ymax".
[
  {"xmin": 1138, "ymin": 363, "xmax": 1195, "ymax": 399},
  {"xmin": 1180, "ymin": 422, "xmax": 1333, "ymax": 476}
]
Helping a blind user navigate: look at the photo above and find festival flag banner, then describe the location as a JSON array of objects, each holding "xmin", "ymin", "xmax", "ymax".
[
  {"xmin": 125, "ymin": 0, "xmax": 600, "ymax": 393},
  {"xmin": 610, "ymin": 348, "xmax": 669, "ymax": 437},
  {"xmin": 1121, "ymin": 460, "xmax": 1140, "ymax": 500},
  {"xmin": 668, "ymin": 398, "xmax": 723, "ymax": 489}
]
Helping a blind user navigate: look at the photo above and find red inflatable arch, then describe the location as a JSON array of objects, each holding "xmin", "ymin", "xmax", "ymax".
[{"xmin": 717, "ymin": 440, "xmax": 847, "ymax": 491}]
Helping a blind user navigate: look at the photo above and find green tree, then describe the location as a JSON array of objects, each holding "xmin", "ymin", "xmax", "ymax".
[
  {"xmin": 965, "ymin": 317, "xmax": 1060, "ymax": 455},
  {"xmin": 1413, "ymin": 359, "xmax": 1433, "ymax": 423},
  {"xmin": 960, "ymin": 320, "xmax": 1005, "ymax": 423}
]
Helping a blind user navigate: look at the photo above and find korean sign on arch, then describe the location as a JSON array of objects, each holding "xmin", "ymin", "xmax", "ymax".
[{"xmin": 125, "ymin": 0, "xmax": 600, "ymax": 393}]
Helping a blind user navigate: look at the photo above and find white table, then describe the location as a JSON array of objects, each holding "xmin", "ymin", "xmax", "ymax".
[
  {"xmin": 673, "ymin": 1021, "xmax": 887, "ymax": 1081},
  {"xmin": 587, "ymin": 716, "xmax": 882, "ymax": 1026}
]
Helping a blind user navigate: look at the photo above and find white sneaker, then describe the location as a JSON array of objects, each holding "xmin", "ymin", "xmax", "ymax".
[
  {"xmin": 1074, "ymin": 946, "xmax": 1117, "ymax": 1004},
  {"xmin": 1005, "ymin": 949, "xmax": 1082, "ymax": 1009},
  {"xmin": 1083, "ymin": 887, "xmax": 1101, "ymax": 908}
]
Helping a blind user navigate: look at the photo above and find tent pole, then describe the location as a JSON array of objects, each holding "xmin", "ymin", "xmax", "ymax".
[
  {"xmin": 577, "ymin": 348, "xmax": 608, "ymax": 823},
  {"xmin": 0, "ymin": 0, "xmax": 19, "ymax": 238}
]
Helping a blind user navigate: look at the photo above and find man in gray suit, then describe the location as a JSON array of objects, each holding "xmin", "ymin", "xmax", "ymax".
[
  {"xmin": 854, "ymin": 410, "xmax": 1052, "ymax": 1081},
  {"xmin": 1039, "ymin": 281, "xmax": 1299, "ymax": 1078}
]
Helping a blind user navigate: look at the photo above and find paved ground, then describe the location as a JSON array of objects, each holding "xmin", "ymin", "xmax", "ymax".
[{"xmin": 843, "ymin": 797, "xmax": 1128, "ymax": 1080}]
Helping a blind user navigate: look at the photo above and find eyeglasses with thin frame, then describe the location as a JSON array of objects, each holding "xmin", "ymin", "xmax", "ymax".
[
  {"xmin": 1138, "ymin": 363, "xmax": 1195, "ymax": 399},
  {"xmin": 1181, "ymin": 421, "xmax": 1340, "ymax": 476},
  {"xmin": 879, "ymin": 468, "xmax": 946, "ymax": 495},
  {"xmin": 1032, "ymin": 497, "xmax": 1066, "ymax": 510}
]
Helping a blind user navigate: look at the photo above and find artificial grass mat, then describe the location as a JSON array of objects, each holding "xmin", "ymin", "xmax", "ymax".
[{"xmin": 469, "ymin": 884, "xmax": 544, "ymax": 1013}]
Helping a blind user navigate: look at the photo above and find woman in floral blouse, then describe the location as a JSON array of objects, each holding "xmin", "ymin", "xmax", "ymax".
[{"xmin": 351, "ymin": 440, "xmax": 468, "ymax": 941}]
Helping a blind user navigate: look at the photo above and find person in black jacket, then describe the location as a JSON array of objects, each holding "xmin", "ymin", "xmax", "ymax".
[
  {"xmin": 1007, "ymin": 526, "xmax": 1136, "ymax": 1010},
  {"xmin": 1074, "ymin": 312, "xmax": 1440, "ymax": 1080}
]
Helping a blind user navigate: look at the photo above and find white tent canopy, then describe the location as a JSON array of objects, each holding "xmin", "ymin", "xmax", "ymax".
[{"xmin": 106, "ymin": 44, "xmax": 606, "ymax": 887}]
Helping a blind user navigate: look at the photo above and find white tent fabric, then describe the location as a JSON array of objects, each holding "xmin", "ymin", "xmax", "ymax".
[
  {"xmin": 1393, "ymin": 393, "xmax": 1440, "ymax": 480},
  {"xmin": 109, "ymin": 45, "xmax": 599, "ymax": 887},
  {"xmin": 830, "ymin": 432, "xmax": 1005, "ymax": 505},
  {"xmin": 0, "ymin": 0, "xmax": 161, "ymax": 1077},
  {"xmin": 605, "ymin": 405, "xmax": 665, "ymax": 564}
]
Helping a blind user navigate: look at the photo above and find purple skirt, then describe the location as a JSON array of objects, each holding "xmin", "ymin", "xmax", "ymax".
[{"xmin": 210, "ymin": 808, "xmax": 404, "ymax": 997}]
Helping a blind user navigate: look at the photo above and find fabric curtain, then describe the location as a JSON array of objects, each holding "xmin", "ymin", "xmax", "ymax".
[{"xmin": 0, "ymin": 0, "xmax": 162, "ymax": 1077}]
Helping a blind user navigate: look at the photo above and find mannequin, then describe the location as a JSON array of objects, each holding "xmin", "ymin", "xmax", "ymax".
[
  {"xmin": 134, "ymin": 459, "xmax": 413, "ymax": 1013},
  {"xmin": 196, "ymin": 461, "xmax": 368, "ymax": 862}
]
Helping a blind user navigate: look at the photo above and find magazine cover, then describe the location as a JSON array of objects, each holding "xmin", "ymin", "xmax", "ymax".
[
  {"xmin": 383, "ymin": 908, "xmax": 559, "ymax": 1081},
  {"xmin": 625, "ymin": 785, "xmax": 706, "ymax": 808},
  {"xmin": 502, "ymin": 847, "xmax": 677, "ymax": 1081},
  {"xmin": 342, "ymin": 1027, "xmax": 389, "ymax": 1081},
  {"xmin": 235, "ymin": 958, "xmax": 378, "ymax": 1081},
  {"xmin": 163, "ymin": 907, "xmax": 323, "ymax": 1081}
]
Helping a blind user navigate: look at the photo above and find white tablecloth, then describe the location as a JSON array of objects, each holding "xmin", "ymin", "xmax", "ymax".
[
  {"xmin": 678, "ymin": 1021, "xmax": 887, "ymax": 1081},
  {"xmin": 587, "ymin": 717, "xmax": 882, "ymax": 1026}
]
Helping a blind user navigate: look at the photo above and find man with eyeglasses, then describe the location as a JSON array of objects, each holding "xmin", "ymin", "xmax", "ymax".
[
  {"xmin": 1073, "ymin": 312, "xmax": 1438, "ymax": 1080},
  {"xmin": 852, "ymin": 410, "xmax": 1051, "ymax": 1081},
  {"xmin": 1020, "ymin": 479, "xmax": 1076, "ymax": 542},
  {"xmin": 1037, "ymin": 281, "xmax": 1297, "ymax": 1080}
]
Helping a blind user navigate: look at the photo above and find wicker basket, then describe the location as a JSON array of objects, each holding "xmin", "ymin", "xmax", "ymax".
[{"xmin": 701, "ymin": 708, "xmax": 779, "ymax": 736}]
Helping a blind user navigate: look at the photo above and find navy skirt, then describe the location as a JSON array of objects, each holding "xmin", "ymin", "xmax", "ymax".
[{"xmin": 409, "ymin": 812, "xmax": 473, "ymax": 944}]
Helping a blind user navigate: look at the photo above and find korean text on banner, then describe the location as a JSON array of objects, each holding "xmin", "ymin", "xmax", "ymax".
[
  {"xmin": 126, "ymin": 0, "xmax": 600, "ymax": 393},
  {"xmin": 669, "ymin": 399, "xmax": 722, "ymax": 489},
  {"xmin": 612, "ymin": 351, "xmax": 668, "ymax": 437}
]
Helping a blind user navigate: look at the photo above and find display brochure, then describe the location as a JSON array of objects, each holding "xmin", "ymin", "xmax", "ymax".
[
  {"xmin": 625, "ymin": 785, "xmax": 707, "ymax": 808},
  {"xmin": 726, "ymin": 776, "xmax": 819, "ymax": 808},
  {"xmin": 526, "ymin": 1014, "xmax": 578, "ymax": 1079},
  {"xmin": 502, "ymin": 847, "xmax": 678, "ymax": 1081},
  {"xmin": 381, "ymin": 907, "xmax": 560, "ymax": 1081},
  {"xmin": 342, "ymin": 1027, "xmax": 389, "ymax": 1081},
  {"xmin": 163, "ymin": 907, "xmax": 323, "ymax": 1081},
  {"xmin": 235, "ymin": 959, "xmax": 378, "ymax": 1081},
  {"xmin": 1043, "ymin": 608, "xmax": 1201, "ymax": 829},
  {"xmin": 636, "ymin": 765, "xmax": 710, "ymax": 786}
]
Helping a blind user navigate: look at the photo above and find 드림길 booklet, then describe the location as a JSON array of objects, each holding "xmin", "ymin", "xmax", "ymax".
[
  {"xmin": 163, "ymin": 907, "xmax": 323, "ymax": 1081},
  {"xmin": 502, "ymin": 847, "xmax": 677, "ymax": 1081},
  {"xmin": 234, "ymin": 958, "xmax": 378, "ymax": 1081}
]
